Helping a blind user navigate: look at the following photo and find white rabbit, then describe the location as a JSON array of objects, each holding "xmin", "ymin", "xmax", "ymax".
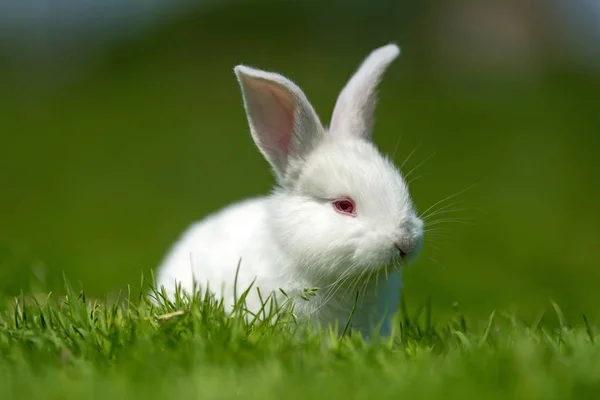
[{"xmin": 155, "ymin": 43, "xmax": 424, "ymax": 337}]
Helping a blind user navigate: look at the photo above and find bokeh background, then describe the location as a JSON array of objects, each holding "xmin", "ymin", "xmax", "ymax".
[{"xmin": 1, "ymin": 0, "xmax": 599, "ymax": 322}]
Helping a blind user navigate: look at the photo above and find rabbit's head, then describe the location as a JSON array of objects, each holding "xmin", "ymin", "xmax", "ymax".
[{"xmin": 234, "ymin": 44, "xmax": 424, "ymax": 281}]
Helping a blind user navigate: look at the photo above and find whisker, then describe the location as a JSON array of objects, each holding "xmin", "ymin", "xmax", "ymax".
[
  {"xmin": 427, "ymin": 243, "xmax": 442, "ymax": 251},
  {"xmin": 424, "ymin": 228, "xmax": 453, "ymax": 234},
  {"xmin": 423, "ymin": 208, "xmax": 474, "ymax": 221},
  {"xmin": 358, "ymin": 272, "xmax": 373, "ymax": 306},
  {"xmin": 314, "ymin": 255, "xmax": 356, "ymax": 308},
  {"xmin": 421, "ymin": 200, "xmax": 464, "ymax": 219},
  {"xmin": 424, "ymin": 228, "xmax": 452, "ymax": 237},
  {"xmin": 428, "ymin": 216, "xmax": 477, "ymax": 222},
  {"xmin": 425, "ymin": 232, "xmax": 445, "ymax": 239},
  {"xmin": 399, "ymin": 143, "xmax": 421, "ymax": 172},
  {"xmin": 424, "ymin": 236, "xmax": 444, "ymax": 243},
  {"xmin": 418, "ymin": 183, "xmax": 479, "ymax": 220},
  {"xmin": 339, "ymin": 271, "xmax": 363, "ymax": 305},
  {"xmin": 314, "ymin": 264, "xmax": 358, "ymax": 313},
  {"xmin": 322, "ymin": 262, "xmax": 352, "ymax": 289},
  {"xmin": 392, "ymin": 133, "xmax": 403, "ymax": 160},
  {"xmin": 426, "ymin": 218, "xmax": 476, "ymax": 227},
  {"xmin": 424, "ymin": 228, "xmax": 453, "ymax": 233},
  {"xmin": 332, "ymin": 262, "xmax": 365, "ymax": 305},
  {"xmin": 404, "ymin": 151, "xmax": 435, "ymax": 181},
  {"xmin": 407, "ymin": 173, "xmax": 429, "ymax": 186}
]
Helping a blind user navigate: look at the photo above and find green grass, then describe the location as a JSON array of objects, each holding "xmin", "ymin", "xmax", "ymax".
[
  {"xmin": 1, "ymin": 1, "xmax": 600, "ymax": 324},
  {"xmin": 1, "ymin": 277, "xmax": 599, "ymax": 399}
]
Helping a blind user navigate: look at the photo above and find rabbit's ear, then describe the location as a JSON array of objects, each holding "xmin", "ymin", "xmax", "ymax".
[
  {"xmin": 234, "ymin": 65, "xmax": 325, "ymax": 183},
  {"xmin": 329, "ymin": 44, "xmax": 400, "ymax": 141}
]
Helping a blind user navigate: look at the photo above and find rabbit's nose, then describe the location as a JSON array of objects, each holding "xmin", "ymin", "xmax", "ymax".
[{"xmin": 394, "ymin": 239, "xmax": 414, "ymax": 259}]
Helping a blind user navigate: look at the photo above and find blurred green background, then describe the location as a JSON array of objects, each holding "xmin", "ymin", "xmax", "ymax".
[{"xmin": 1, "ymin": 0, "xmax": 599, "ymax": 322}]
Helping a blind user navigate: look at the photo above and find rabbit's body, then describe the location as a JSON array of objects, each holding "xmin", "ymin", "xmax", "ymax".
[
  {"xmin": 156, "ymin": 44, "xmax": 424, "ymax": 337},
  {"xmin": 157, "ymin": 195, "xmax": 402, "ymax": 336},
  {"xmin": 156, "ymin": 197, "xmax": 275, "ymax": 310}
]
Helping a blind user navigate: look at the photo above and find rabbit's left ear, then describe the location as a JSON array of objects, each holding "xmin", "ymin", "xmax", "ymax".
[
  {"xmin": 329, "ymin": 44, "xmax": 400, "ymax": 141},
  {"xmin": 234, "ymin": 65, "xmax": 325, "ymax": 183}
]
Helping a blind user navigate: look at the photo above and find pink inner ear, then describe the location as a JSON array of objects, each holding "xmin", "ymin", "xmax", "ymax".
[
  {"xmin": 250, "ymin": 80, "xmax": 295, "ymax": 161},
  {"xmin": 269, "ymin": 85, "xmax": 294, "ymax": 154}
]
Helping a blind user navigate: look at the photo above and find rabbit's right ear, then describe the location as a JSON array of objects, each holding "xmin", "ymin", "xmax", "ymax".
[{"xmin": 234, "ymin": 65, "xmax": 325, "ymax": 183}]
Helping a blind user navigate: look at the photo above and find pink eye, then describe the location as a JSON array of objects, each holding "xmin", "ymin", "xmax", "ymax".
[{"xmin": 333, "ymin": 198, "xmax": 356, "ymax": 217}]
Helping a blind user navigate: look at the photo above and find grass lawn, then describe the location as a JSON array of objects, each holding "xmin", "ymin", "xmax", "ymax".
[
  {"xmin": 1, "ymin": 2, "xmax": 600, "ymax": 399},
  {"xmin": 0, "ymin": 278, "xmax": 598, "ymax": 400}
]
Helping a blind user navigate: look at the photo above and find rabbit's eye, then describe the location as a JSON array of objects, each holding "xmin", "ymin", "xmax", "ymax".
[{"xmin": 333, "ymin": 198, "xmax": 356, "ymax": 217}]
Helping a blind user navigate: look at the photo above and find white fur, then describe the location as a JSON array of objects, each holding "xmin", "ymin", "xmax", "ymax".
[{"xmin": 155, "ymin": 43, "xmax": 424, "ymax": 337}]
